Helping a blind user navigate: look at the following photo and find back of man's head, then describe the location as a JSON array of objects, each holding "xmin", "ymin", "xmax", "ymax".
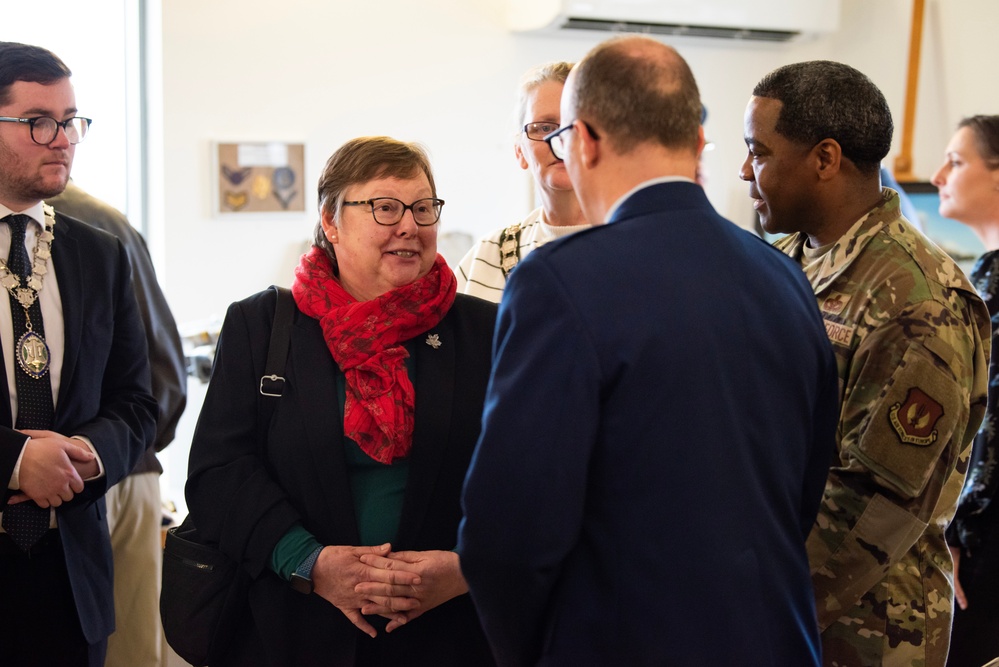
[
  {"xmin": 0, "ymin": 41, "xmax": 72, "ymax": 107},
  {"xmin": 752, "ymin": 60, "xmax": 892, "ymax": 176},
  {"xmin": 571, "ymin": 36, "xmax": 701, "ymax": 155}
]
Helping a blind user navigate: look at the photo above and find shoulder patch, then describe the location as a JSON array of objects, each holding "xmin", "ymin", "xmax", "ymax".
[{"xmin": 888, "ymin": 387, "xmax": 944, "ymax": 446}]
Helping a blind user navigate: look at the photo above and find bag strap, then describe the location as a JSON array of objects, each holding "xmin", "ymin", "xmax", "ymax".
[{"xmin": 258, "ymin": 286, "xmax": 295, "ymax": 410}]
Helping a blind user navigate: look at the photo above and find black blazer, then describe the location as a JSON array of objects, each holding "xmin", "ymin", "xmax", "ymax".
[
  {"xmin": 186, "ymin": 288, "xmax": 497, "ymax": 667},
  {"xmin": 0, "ymin": 212, "xmax": 157, "ymax": 643},
  {"xmin": 49, "ymin": 182, "xmax": 188, "ymax": 473}
]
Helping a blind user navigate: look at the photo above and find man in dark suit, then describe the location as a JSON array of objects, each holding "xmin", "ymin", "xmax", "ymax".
[
  {"xmin": 49, "ymin": 180, "xmax": 187, "ymax": 667},
  {"xmin": 457, "ymin": 36, "xmax": 839, "ymax": 666},
  {"xmin": 0, "ymin": 41, "xmax": 156, "ymax": 666}
]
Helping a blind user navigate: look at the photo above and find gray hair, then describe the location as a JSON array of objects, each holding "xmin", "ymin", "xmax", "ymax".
[{"xmin": 514, "ymin": 61, "xmax": 574, "ymax": 131}]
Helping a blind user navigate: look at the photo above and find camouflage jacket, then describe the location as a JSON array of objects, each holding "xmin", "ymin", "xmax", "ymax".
[{"xmin": 775, "ymin": 189, "xmax": 990, "ymax": 667}]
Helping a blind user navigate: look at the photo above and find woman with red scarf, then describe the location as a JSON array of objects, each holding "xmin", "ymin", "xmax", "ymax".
[{"xmin": 185, "ymin": 137, "xmax": 497, "ymax": 666}]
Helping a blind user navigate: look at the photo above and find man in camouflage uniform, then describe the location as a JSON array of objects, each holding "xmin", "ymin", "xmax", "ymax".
[{"xmin": 740, "ymin": 60, "xmax": 990, "ymax": 667}]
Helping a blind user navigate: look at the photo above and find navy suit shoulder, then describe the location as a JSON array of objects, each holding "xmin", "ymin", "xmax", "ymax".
[{"xmin": 533, "ymin": 181, "xmax": 813, "ymax": 287}]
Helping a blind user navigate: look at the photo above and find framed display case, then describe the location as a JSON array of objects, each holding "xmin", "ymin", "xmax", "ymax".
[{"xmin": 215, "ymin": 142, "xmax": 305, "ymax": 214}]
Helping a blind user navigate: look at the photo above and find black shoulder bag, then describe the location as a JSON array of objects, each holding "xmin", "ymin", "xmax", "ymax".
[{"xmin": 161, "ymin": 285, "xmax": 295, "ymax": 667}]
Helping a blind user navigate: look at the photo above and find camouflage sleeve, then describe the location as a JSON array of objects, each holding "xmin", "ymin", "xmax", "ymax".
[{"xmin": 807, "ymin": 297, "xmax": 983, "ymax": 629}]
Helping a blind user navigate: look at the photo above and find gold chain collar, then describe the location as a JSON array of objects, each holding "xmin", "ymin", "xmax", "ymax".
[{"xmin": 0, "ymin": 204, "xmax": 56, "ymax": 310}]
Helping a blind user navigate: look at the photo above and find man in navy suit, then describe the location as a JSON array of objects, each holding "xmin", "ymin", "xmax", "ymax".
[
  {"xmin": 457, "ymin": 36, "xmax": 839, "ymax": 666},
  {"xmin": 0, "ymin": 42, "xmax": 156, "ymax": 666}
]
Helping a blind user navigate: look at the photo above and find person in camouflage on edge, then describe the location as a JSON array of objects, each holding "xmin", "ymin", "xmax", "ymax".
[{"xmin": 740, "ymin": 60, "xmax": 990, "ymax": 667}]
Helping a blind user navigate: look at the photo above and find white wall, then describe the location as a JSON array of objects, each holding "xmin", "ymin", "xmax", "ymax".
[{"xmin": 157, "ymin": 0, "xmax": 999, "ymax": 325}]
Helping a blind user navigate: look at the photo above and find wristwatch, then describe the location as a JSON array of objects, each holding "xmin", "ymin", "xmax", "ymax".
[{"xmin": 289, "ymin": 545, "xmax": 324, "ymax": 595}]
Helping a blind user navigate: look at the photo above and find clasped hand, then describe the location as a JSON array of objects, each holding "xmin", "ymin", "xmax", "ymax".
[
  {"xmin": 312, "ymin": 544, "xmax": 420, "ymax": 638},
  {"xmin": 312, "ymin": 545, "xmax": 466, "ymax": 636},
  {"xmin": 8, "ymin": 430, "xmax": 96, "ymax": 507},
  {"xmin": 356, "ymin": 548, "xmax": 467, "ymax": 633}
]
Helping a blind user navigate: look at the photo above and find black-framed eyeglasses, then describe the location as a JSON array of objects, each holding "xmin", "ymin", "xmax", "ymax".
[
  {"xmin": 523, "ymin": 121, "xmax": 560, "ymax": 142},
  {"xmin": 543, "ymin": 120, "xmax": 599, "ymax": 160},
  {"xmin": 342, "ymin": 197, "xmax": 444, "ymax": 226},
  {"xmin": 0, "ymin": 116, "xmax": 92, "ymax": 145}
]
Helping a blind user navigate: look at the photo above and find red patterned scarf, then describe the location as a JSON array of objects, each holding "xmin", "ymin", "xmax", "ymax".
[{"xmin": 292, "ymin": 247, "xmax": 456, "ymax": 464}]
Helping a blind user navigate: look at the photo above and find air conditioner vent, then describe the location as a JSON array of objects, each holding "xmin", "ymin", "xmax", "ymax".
[
  {"xmin": 509, "ymin": 0, "xmax": 840, "ymax": 43},
  {"xmin": 561, "ymin": 17, "xmax": 799, "ymax": 42}
]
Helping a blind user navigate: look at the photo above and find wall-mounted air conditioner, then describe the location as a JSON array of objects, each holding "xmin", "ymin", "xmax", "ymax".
[{"xmin": 509, "ymin": 0, "xmax": 841, "ymax": 43}]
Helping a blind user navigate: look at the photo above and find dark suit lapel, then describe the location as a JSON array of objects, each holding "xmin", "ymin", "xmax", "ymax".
[
  {"xmin": 50, "ymin": 216, "xmax": 84, "ymax": 415},
  {"xmin": 290, "ymin": 322, "xmax": 360, "ymax": 544},
  {"xmin": 394, "ymin": 314, "xmax": 455, "ymax": 547}
]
